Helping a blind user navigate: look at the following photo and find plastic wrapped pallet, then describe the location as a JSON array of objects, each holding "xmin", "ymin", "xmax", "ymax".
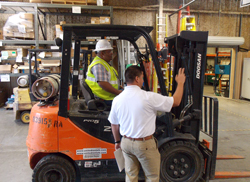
[{"xmin": 3, "ymin": 13, "xmax": 34, "ymax": 40}]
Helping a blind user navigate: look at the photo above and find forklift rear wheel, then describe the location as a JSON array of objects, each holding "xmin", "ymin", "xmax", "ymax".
[
  {"xmin": 32, "ymin": 155, "xmax": 76, "ymax": 182},
  {"xmin": 160, "ymin": 141, "xmax": 204, "ymax": 182},
  {"xmin": 20, "ymin": 111, "xmax": 30, "ymax": 124}
]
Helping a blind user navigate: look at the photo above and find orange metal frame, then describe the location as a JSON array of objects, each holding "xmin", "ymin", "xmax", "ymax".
[{"xmin": 26, "ymin": 101, "xmax": 115, "ymax": 169}]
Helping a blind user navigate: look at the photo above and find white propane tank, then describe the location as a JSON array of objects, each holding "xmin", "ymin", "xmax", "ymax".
[
  {"xmin": 32, "ymin": 74, "xmax": 60, "ymax": 100},
  {"xmin": 17, "ymin": 75, "xmax": 29, "ymax": 87}
]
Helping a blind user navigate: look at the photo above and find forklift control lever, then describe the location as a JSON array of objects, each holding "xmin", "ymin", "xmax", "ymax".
[
  {"xmin": 173, "ymin": 109, "xmax": 201, "ymax": 128},
  {"xmin": 173, "ymin": 113, "xmax": 193, "ymax": 128}
]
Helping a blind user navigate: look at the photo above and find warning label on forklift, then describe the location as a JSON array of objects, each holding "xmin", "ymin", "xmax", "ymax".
[
  {"xmin": 76, "ymin": 148, "xmax": 107, "ymax": 159},
  {"xmin": 84, "ymin": 161, "xmax": 101, "ymax": 168}
]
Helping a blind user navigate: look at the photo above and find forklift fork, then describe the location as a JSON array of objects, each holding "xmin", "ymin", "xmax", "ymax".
[{"xmin": 202, "ymin": 96, "xmax": 250, "ymax": 180}]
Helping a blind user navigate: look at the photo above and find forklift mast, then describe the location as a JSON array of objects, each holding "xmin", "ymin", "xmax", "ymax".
[
  {"xmin": 167, "ymin": 31, "xmax": 209, "ymax": 142},
  {"xmin": 166, "ymin": 31, "xmax": 218, "ymax": 180}
]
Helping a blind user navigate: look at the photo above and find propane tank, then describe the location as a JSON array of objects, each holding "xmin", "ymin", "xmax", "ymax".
[
  {"xmin": 32, "ymin": 74, "xmax": 60, "ymax": 100},
  {"xmin": 17, "ymin": 75, "xmax": 29, "ymax": 87}
]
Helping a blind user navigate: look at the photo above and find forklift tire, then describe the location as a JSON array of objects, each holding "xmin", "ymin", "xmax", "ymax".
[
  {"xmin": 20, "ymin": 111, "xmax": 30, "ymax": 124},
  {"xmin": 160, "ymin": 141, "xmax": 204, "ymax": 182},
  {"xmin": 32, "ymin": 154, "xmax": 76, "ymax": 182}
]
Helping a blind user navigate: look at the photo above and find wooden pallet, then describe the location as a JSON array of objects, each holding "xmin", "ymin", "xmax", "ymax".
[
  {"xmin": 51, "ymin": 0, "xmax": 87, "ymax": 5},
  {"xmin": 4, "ymin": 36, "xmax": 34, "ymax": 40}
]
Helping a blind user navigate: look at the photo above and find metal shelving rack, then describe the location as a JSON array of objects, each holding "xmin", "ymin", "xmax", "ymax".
[
  {"xmin": 0, "ymin": 1, "xmax": 113, "ymax": 47},
  {"xmin": 0, "ymin": 1, "xmax": 113, "ymax": 98}
]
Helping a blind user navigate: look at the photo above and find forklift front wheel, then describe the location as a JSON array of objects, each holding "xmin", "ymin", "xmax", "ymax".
[
  {"xmin": 32, "ymin": 154, "xmax": 76, "ymax": 182},
  {"xmin": 20, "ymin": 111, "xmax": 30, "ymax": 124},
  {"xmin": 160, "ymin": 141, "xmax": 204, "ymax": 182}
]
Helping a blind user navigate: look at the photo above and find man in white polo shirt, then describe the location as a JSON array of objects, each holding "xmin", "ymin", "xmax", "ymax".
[{"xmin": 108, "ymin": 65, "xmax": 186, "ymax": 182}]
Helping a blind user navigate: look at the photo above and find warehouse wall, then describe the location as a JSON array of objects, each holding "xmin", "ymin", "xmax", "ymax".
[
  {"xmin": 1, "ymin": 0, "xmax": 250, "ymax": 49},
  {"xmin": 110, "ymin": 0, "xmax": 250, "ymax": 49},
  {"xmin": 108, "ymin": 0, "xmax": 250, "ymax": 49}
]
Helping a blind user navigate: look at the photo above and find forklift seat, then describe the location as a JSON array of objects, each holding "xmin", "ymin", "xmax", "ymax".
[{"xmin": 80, "ymin": 80, "xmax": 108, "ymax": 111}]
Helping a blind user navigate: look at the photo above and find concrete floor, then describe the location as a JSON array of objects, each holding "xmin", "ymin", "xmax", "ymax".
[{"xmin": 1, "ymin": 85, "xmax": 250, "ymax": 182}]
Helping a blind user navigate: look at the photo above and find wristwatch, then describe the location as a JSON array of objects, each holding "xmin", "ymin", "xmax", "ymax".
[{"xmin": 115, "ymin": 140, "xmax": 120, "ymax": 144}]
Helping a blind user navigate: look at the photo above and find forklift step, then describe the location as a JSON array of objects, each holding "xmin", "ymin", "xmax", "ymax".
[{"xmin": 215, "ymin": 171, "xmax": 250, "ymax": 179}]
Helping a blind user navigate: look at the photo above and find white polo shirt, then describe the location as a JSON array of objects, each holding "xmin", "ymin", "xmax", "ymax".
[{"xmin": 108, "ymin": 85, "xmax": 174, "ymax": 138}]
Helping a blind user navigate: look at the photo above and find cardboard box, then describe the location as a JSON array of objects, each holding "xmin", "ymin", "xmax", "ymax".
[
  {"xmin": 0, "ymin": 65, "xmax": 12, "ymax": 73},
  {"xmin": 55, "ymin": 24, "xmax": 61, "ymax": 31},
  {"xmin": 3, "ymin": 24, "xmax": 33, "ymax": 35},
  {"xmin": 25, "ymin": 28, "xmax": 34, "ymax": 33},
  {"xmin": 91, "ymin": 17, "xmax": 100, "ymax": 24},
  {"xmin": 1, "ymin": 50, "xmax": 17, "ymax": 59},
  {"xmin": 71, "ymin": 48, "xmax": 74, "ymax": 58},
  {"xmin": 17, "ymin": 48, "xmax": 28, "ymax": 58},
  {"xmin": 38, "ymin": 52, "xmax": 52, "ymax": 58},
  {"xmin": 18, "ymin": 20, "xmax": 34, "ymax": 29},
  {"xmin": 81, "ymin": 47, "xmax": 89, "ymax": 50},
  {"xmin": 87, "ymin": 0, "xmax": 108, "ymax": 5},
  {"xmin": 50, "ymin": 66, "xmax": 61, "ymax": 73},
  {"xmin": 19, "ymin": 13, "xmax": 34, "ymax": 20},
  {"xmin": 103, "ymin": 0, "xmax": 109, "ymax": 5},
  {"xmin": 24, "ymin": 62, "xmax": 35, "ymax": 66},
  {"xmin": 88, "ymin": 0, "xmax": 97, "ymax": 4},
  {"xmin": 18, "ymin": 65, "xmax": 35, "ymax": 74},
  {"xmin": 60, "ymin": 21, "xmax": 66, "ymax": 25},
  {"xmin": 0, "ymin": 30, "xmax": 3, "ymax": 39},
  {"xmin": 3, "ymin": 30, "xmax": 14, "ymax": 37},
  {"xmin": 26, "ymin": 32, "xmax": 35, "ymax": 39},
  {"xmin": 6, "ymin": 27, "xmax": 33, "ymax": 33},
  {"xmin": 51, "ymin": 46, "xmax": 62, "ymax": 57},
  {"xmin": 55, "ymin": 24, "xmax": 63, "ymax": 39},
  {"xmin": 71, "ymin": 47, "xmax": 88, "ymax": 57},
  {"xmin": 41, "ymin": 59, "xmax": 61, "ymax": 67},
  {"xmin": 100, "ymin": 17, "xmax": 110, "ymax": 24}
]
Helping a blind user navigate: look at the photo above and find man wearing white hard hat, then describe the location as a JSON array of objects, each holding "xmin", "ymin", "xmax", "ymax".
[{"xmin": 85, "ymin": 39, "xmax": 122, "ymax": 105}]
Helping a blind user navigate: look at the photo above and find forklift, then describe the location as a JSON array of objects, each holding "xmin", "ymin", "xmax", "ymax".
[
  {"xmin": 26, "ymin": 25, "xmax": 218, "ymax": 182},
  {"xmin": 13, "ymin": 50, "xmax": 41, "ymax": 124},
  {"xmin": 13, "ymin": 49, "xmax": 62, "ymax": 123}
]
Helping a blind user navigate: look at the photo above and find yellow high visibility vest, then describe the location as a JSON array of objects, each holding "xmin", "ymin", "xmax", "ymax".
[{"xmin": 85, "ymin": 56, "xmax": 118, "ymax": 100}]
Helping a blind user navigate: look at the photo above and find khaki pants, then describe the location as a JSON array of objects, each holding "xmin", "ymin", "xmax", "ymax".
[{"xmin": 121, "ymin": 137, "xmax": 161, "ymax": 182}]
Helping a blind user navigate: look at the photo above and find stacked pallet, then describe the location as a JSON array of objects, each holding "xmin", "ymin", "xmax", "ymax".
[
  {"xmin": 30, "ymin": 0, "xmax": 108, "ymax": 5},
  {"xmin": 29, "ymin": 0, "xmax": 51, "ymax": 2},
  {"xmin": 30, "ymin": 0, "xmax": 109, "ymax": 5},
  {"xmin": 51, "ymin": 0, "xmax": 87, "ymax": 5}
]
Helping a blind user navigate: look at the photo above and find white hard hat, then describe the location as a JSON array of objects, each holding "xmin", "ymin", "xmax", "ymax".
[{"xmin": 93, "ymin": 39, "xmax": 113, "ymax": 52}]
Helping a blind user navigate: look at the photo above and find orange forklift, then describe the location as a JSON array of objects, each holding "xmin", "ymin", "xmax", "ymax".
[{"xmin": 27, "ymin": 25, "xmax": 218, "ymax": 182}]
